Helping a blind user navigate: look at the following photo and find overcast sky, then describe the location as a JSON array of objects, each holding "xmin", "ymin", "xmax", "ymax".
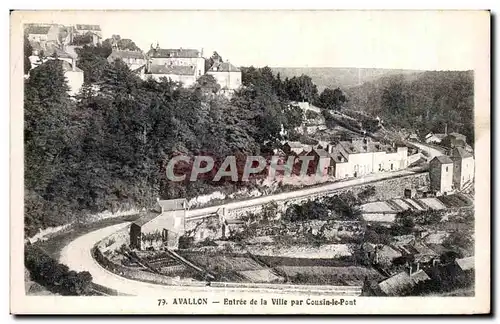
[{"xmin": 18, "ymin": 10, "xmax": 489, "ymax": 70}]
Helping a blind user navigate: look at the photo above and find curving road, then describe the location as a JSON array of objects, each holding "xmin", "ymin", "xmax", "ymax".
[
  {"xmin": 59, "ymin": 168, "xmax": 425, "ymax": 295},
  {"xmin": 59, "ymin": 223, "xmax": 361, "ymax": 296}
]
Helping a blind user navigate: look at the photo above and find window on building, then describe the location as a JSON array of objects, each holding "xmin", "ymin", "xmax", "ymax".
[
  {"xmin": 446, "ymin": 166, "xmax": 449, "ymax": 172},
  {"xmin": 391, "ymin": 164, "xmax": 394, "ymax": 170}
]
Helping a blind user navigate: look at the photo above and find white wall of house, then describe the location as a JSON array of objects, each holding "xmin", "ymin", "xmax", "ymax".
[
  {"xmin": 150, "ymin": 57, "xmax": 205, "ymax": 77},
  {"xmin": 430, "ymin": 161, "xmax": 453, "ymax": 193},
  {"xmin": 65, "ymin": 70, "xmax": 84, "ymax": 96},
  {"xmin": 453, "ymin": 156, "xmax": 475, "ymax": 189},
  {"xmin": 207, "ymin": 71, "xmax": 242, "ymax": 90}
]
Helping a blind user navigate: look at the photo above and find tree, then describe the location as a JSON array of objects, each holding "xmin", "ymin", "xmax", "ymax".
[
  {"xmin": 75, "ymin": 44, "xmax": 112, "ymax": 83},
  {"xmin": 193, "ymin": 74, "xmax": 221, "ymax": 94},
  {"xmin": 285, "ymin": 75, "xmax": 319, "ymax": 103},
  {"xmin": 317, "ymin": 87, "xmax": 347, "ymax": 110},
  {"xmin": 24, "ymin": 35, "xmax": 33, "ymax": 75},
  {"xmin": 103, "ymin": 35, "xmax": 142, "ymax": 51}
]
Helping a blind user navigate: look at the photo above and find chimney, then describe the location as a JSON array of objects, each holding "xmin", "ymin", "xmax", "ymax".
[
  {"xmin": 445, "ymin": 123, "xmax": 448, "ymax": 135},
  {"xmin": 71, "ymin": 57, "xmax": 76, "ymax": 71}
]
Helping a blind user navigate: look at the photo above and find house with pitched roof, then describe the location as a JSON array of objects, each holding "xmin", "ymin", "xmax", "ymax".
[
  {"xmin": 146, "ymin": 45, "xmax": 205, "ymax": 78},
  {"xmin": 107, "ymin": 50, "xmax": 147, "ymax": 71},
  {"xmin": 206, "ymin": 60, "xmax": 242, "ymax": 90},
  {"xmin": 450, "ymin": 147, "xmax": 474, "ymax": 190},
  {"xmin": 25, "ymin": 24, "xmax": 61, "ymax": 43},
  {"xmin": 130, "ymin": 198, "xmax": 189, "ymax": 250},
  {"xmin": 441, "ymin": 132, "xmax": 467, "ymax": 149},
  {"xmin": 72, "ymin": 24, "xmax": 102, "ymax": 45},
  {"xmin": 429, "ymin": 155, "xmax": 454, "ymax": 194},
  {"xmin": 326, "ymin": 138, "xmax": 408, "ymax": 179}
]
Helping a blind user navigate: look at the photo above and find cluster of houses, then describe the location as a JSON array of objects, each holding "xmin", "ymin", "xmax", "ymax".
[
  {"xmin": 24, "ymin": 23, "xmax": 100, "ymax": 95},
  {"xmin": 281, "ymin": 137, "xmax": 409, "ymax": 179},
  {"xmin": 25, "ymin": 23, "xmax": 242, "ymax": 97},
  {"xmin": 362, "ymin": 234, "xmax": 474, "ymax": 296},
  {"xmin": 113, "ymin": 43, "xmax": 242, "ymax": 90}
]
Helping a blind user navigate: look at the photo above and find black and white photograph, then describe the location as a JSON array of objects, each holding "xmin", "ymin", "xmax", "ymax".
[{"xmin": 10, "ymin": 9, "xmax": 490, "ymax": 314}]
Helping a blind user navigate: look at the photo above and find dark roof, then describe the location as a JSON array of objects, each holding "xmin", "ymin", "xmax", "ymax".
[
  {"xmin": 309, "ymin": 148, "xmax": 329, "ymax": 158},
  {"xmin": 329, "ymin": 149, "xmax": 347, "ymax": 163},
  {"xmin": 26, "ymin": 25, "xmax": 51, "ymax": 35},
  {"xmin": 208, "ymin": 61, "xmax": 241, "ymax": 72},
  {"xmin": 449, "ymin": 132, "xmax": 466, "ymax": 140},
  {"xmin": 75, "ymin": 24, "xmax": 101, "ymax": 31},
  {"xmin": 148, "ymin": 48, "xmax": 200, "ymax": 58},
  {"xmin": 410, "ymin": 269, "xmax": 431, "ymax": 284},
  {"xmin": 430, "ymin": 155, "xmax": 453, "ymax": 164},
  {"xmin": 451, "ymin": 147, "xmax": 473, "ymax": 159},
  {"xmin": 378, "ymin": 271, "xmax": 413, "ymax": 296},
  {"xmin": 147, "ymin": 64, "xmax": 195, "ymax": 76},
  {"xmin": 132, "ymin": 212, "xmax": 160, "ymax": 227},
  {"xmin": 108, "ymin": 50, "xmax": 146, "ymax": 61}
]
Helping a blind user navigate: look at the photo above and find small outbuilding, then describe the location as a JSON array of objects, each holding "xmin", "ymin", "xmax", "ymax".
[{"xmin": 130, "ymin": 198, "xmax": 188, "ymax": 250}]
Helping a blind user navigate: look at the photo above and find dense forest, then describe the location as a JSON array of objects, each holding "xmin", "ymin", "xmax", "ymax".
[
  {"xmin": 24, "ymin": 51, "xmax": 318, "ymax": 236},
  {"xmin": 344, "ymin": 71, "xmax": 474, "ymax": 142}
]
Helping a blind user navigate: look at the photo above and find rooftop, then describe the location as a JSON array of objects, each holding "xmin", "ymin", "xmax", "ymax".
[
  {"xmin": 208, "ymin": 61, "xmax": 241, "ymax": 73},
  {"xmin": 310, "ymin": 148, "xmax": 329, "ymax": 158},
  {"xmin": 147, "ymin": 64, "xmax": 196, "ymax": 76},
  {"xmin": 75, "ymin": 24, "xmax": 101, "ymax": 31},
  {"xmin": 456, "ymin": 256, "xmax": 474, "ymax": 271},
  {"xmin": 451, "ymin": 147, "xmax": 473, "ymax": 159},
  {"xmin": 148, "ymin": 48, "xmax": 200, "ymax": 58},
  {"xmin": 132, "ymin": 211, "xmax": 160, "ymax": 227},
  {"xmin": 108, "ymin": 50, "xmax": 146, "ymax": 61},
  {"xmin": 25, "ymin": 25, "xmax": 51, "ymax": 35},
  {"xmin": 284, "ymin": 141, "xmax": 304, "ymax": 148},
  {"xmin": 378, "ymin": 271, "xmax": 413, "ymax": 296},
  {"xmin": 431, "ymin": 155, "xmax": 453, "ymax": 164}
]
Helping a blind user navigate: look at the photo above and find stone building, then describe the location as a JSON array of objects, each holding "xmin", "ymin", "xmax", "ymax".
[
  {"xmin": 329, "ymin": 138, "xmax": 408, "ymax": 179},
  {"xmin": 450, "ymin": 147, "xmax": 475, "ymax": 190},
  {"xmin": 429, "ymin": 155, "xmax": 454, "ymax": 194},
  {"xmin": 107, "ymin": 50, "xmax": 147, "ymax": 71},
  {"xmin": 25, "ymin": 24, "xmax": 61, "ymax": 43},
  {"xmin": 206, "ymin": 60, "xmax": 242, "ymax": 90},
  {"xmin": 145, "ymin": 45, "xmax": 205, "ymax": 84},
  {"xmin": 129, "ymin": 198, "xmax": 188, "ymax": 250}
]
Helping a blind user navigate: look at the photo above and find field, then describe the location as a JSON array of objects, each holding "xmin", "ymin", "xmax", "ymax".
[{"xmin": 278, "ymin": 265, "xmax": 385, "ymax": 286}]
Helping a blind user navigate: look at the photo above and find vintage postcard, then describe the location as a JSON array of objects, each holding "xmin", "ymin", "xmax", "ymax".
[{"xmin": 10, "ymin": 10, "xmax": 490, "ymax": 314}]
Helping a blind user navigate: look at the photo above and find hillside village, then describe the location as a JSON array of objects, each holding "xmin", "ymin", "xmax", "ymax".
[
  {"xmin": 24, "ymin": 23, "xmax": 242, "ymax": 96},
  {"xmin": 24, "ymin": 23, "xmax": 475, "ymax": 297}
]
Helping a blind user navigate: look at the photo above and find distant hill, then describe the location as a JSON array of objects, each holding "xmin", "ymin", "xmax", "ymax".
[
  {"xmin": 343, "ymin": 70, "xmax": 474, "ymax": 143},
  {"xmin": 270, "ymin": 67, "xmax": 424, "ymax": 91}
]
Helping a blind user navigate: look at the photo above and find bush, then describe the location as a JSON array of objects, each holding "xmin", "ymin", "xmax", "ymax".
[
  {"xmin": 305, "ymin": 110, "xmax": 320, "ymax": 120},
  {"xmin": 25, "ymin": 245, "xmax": 93, "ymax": 295}
]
